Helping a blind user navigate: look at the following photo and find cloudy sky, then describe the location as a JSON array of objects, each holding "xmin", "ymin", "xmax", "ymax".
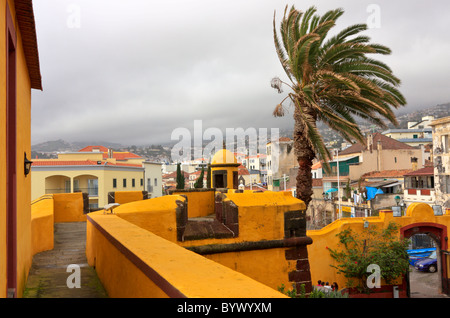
[{"xmin": 31, "ymin": 0, "xmax": 450, "ymax": 146}]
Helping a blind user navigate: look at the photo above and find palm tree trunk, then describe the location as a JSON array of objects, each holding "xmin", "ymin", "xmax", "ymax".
[{"xmin": 293, "ymin": 105, "xmax": 316, "ymax": 209}]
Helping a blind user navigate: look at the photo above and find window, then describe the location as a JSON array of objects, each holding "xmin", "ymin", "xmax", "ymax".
[
  {"xmin": 73, "ymin": 179, "xmax": 80, "ymax": 192},
  {"xmin": 154, "ymin": 178, "xmax": 157, "ymax": 186},
  {"xmin": 113, "ymin": 178, "xmax": 117, "ymax": 188},
  {"xmin": 65, "ymin": 180, "xmax": 71, "ymax": 193},
  {"xmin": 140, "ymin": 178, "xmax": 143, "ymax": 186},
  {"xmin": 132, "ymin": 178, "xmax": 135, "ymax": 187},
  {"xmin": 445, "ymin": 176, "xmax": 450, "ymax": 194},
  {"xmin": 413, "ymin": 134, "xmax": 418, "ymax": 139},
  {"xmin": 442, "ymin": 135, "xmax": 449, "ymax": 153},
  {"xmin": 394, "ymin": 157, "xmax": 397, "ymax": 163},
  {"xmin": 123, "ymin": 179, "xmax": 127, "ymax": 187},
  {"xmin": 88, "ymin": 179, "xmax": 98, "ymax": 196}
]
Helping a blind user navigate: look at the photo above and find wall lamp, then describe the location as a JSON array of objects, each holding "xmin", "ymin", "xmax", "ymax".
[{"xmin": 24, "ymin": 152, "xmax": 32, "ymax": 176}]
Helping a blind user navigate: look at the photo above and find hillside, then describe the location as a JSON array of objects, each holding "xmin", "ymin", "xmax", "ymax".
[{"xmin": 32, "ymin": 102, "xmax": 449, "ymax": 161}]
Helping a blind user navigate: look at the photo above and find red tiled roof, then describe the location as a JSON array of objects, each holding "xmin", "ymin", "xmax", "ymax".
[
  {"xmin": 311, "ymin": 161, "xmax": 322, "ymax": 170},
  {"xmin": 238, "ymin": 165, "xmax": 250, "ymax": 175},
  {"xmin": 339, "ymin": 133, "xmax": 415, "ymax": 156},
  {"xmin": 78, "ymin": 145, "xmax": 143, "ymax": 160},
  {"xmin": 163, "ymin": 171, "xmax": 190, "ymax": 179},
  {"xmin": 108, "ymin": 152, "xmax": 142, "ymax": 160},
  {"xmin": 32, "ymin": 160, "xmax": 142, "ymax": 168},
  {"xmin": 32, "ymin": 160, "xmax": 99, "ymax": 166},
  {"xmin": 362, "ymin": 169, "xmax": 413, "ymax": 179},
  {"xmin": 404, "ymin": 167, "xmax": 434, "ymax": 176},
  {"xmin": 78, "ymin": 145, "xmax": 109, "ymax": 152}
]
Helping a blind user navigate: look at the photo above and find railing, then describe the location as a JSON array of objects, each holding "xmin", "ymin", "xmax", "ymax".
[
  {"xmin": 45, "ymin": 188, "xmax": 70, "ymax": 194},
  {"xmin": 45, "ymin": 188, "xmax": 99, "ymax": 196},
  {"xmin": 75, "ymin": 187, "xmax": 99, "ymax": 196}
]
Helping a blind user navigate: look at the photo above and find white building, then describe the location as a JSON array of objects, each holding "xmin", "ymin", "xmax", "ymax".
[{"xmin": 143, "ymin": 161, "xmax": 163, "ymax": 198}]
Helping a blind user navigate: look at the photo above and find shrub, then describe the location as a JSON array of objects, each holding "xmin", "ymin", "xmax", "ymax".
[{"xmin": 327, "ymin": 222, "xmax": 409, "ymax": 293}]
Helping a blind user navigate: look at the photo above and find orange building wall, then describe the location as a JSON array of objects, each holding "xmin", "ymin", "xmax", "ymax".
[{"xmin": 0, "ymin": 0, "xmax": 34, "ymax": 297}]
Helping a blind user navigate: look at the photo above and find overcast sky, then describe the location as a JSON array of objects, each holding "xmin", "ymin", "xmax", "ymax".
[{"xmin": 31, "ymin": 0, "xmax": 450, "ymax": 146}]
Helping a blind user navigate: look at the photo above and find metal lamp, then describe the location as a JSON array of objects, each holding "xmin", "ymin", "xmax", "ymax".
[{"xmin": 24, "ymin": 152, "xmax": 32, "ymax": 176}]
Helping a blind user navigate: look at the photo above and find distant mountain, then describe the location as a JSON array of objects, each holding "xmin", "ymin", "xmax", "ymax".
[
  {"xmin": 32, "ymin": 102, "xmax": 449, "ymax": 156},
  {"xmin": 31, "ymin": 139, "xmax": 73, "ymax": 152},
  {"xmin": 389, "ymin": 102, "xmax": 450, "ymax": 129},
  {"xmin": 31, "ymin": 139, "xmax": 124, "ymax": 153}
]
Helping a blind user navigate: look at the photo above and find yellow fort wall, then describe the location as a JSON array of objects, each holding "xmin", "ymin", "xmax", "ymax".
[
  {"xmin": 53, "ymin": 192, "xmax": 87, "ymax": 223},
  {"xmin": 112, "ymin": 190, "xmax": 148, "ymax": 205},
  {"xmin": 30, "ymin": 196, "xmax": 54, "ymax": 255},
  {"xmin": 306, "ymin": 203, "xmax": 450, "ymax": 290},
  {"xmin": 169, "ymin": 189, "xmax": 215, "ymax": 218},
  {"xmin": 86, "ymin": 211, "xmax": 287, "ymax": 298},
  {"xmin": 106, "ymin": 191, "xmax": 309, "ymax": 292},
  {"xmin": 0, "ymin": 0, "xmax": 35, "ymax": 298}
]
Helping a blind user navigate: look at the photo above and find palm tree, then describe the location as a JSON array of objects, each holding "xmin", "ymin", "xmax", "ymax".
[{"xmin": 271, "ymin": 5, "xmax": 406, "ymax": 208}]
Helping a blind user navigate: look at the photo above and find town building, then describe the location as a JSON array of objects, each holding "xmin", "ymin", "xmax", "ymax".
[
  {"xmin": 430, "ymin": 116, "xmax": 450, "ymax": 209},
  {"xmin": 30, "ymin": 145, "xmax": 165, "ymax": 208},
  {"xmin": 382, "ymin": 116, "xmax": 434, "ymax": 148},
  {"xmin": 403, "ymin": 166, "xmax": 436, "ymax": 208},
  {"xmin": 266, "ymin": 137, "xmax": 296, "ymax": 191}
]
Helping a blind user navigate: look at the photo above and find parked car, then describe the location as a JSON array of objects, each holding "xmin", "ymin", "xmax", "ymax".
[
  {"xmin": 414, "ymin": 251, "xmax": 438, "ymax": 272},
  {"xmin": 407, "ymin": 247, "xmax": 436, "ymax": 266}
]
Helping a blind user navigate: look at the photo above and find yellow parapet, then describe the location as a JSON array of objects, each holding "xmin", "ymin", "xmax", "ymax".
[{"xmin": 86, "ymin": 212, "xmax": 287, "ymax": 298}]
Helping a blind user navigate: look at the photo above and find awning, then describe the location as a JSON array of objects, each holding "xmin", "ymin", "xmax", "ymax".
[
  {"xmin": 326, "ymin": 188, "xmax": 338, "ymax": 193},
  {"xmin": 366, "ymin": 180, "xmax": 398, "ymax": 188},
  {"xmin": 381, "ymin": 181, "xmax": 403, "ymax": 188}
]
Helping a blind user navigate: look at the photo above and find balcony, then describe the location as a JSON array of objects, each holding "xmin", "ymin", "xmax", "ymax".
[{"xmin": 45, "ymin": 187, "xmax": 98, "ymax": 197}]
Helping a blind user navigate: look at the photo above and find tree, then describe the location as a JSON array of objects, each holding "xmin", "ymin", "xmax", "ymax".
[
  {"xmin": 327, "ymin": 222, "xmax": 410, "ymax": 293},
  {"xmin": 176, "ymin": 163, "xmax": 185, "ymax": 189},
  {"xmin": 194, "ymin": 167, "xmax": 205, "ymax": 188},
  {"xmin": 206, "ymin": 163, "xmax": 212, "ymax": 188},
  {"xmin": 271, "ymin": 5, "xmax": 406, "ymax": 208}
]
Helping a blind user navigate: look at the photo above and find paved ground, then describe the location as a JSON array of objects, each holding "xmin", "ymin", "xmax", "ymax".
[
  {"xmin": 23, "ymin": 222, "xmax": 108, "ymax": 298},
  {"xmin": 409, "ymin": 265, "xmax": 449, "ymax": 298}
]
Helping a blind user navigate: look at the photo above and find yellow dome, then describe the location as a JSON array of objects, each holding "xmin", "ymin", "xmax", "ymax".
[{"xmin": 211, "ymin": 149, "xmax": 238, "ymax": 165}]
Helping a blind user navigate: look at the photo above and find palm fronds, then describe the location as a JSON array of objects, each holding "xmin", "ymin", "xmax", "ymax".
[{"xmin": 271, "ymin": 5, "xmax": 406, "ymax": 165}]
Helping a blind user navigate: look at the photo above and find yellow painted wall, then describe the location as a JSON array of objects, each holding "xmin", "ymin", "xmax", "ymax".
[
  {"xmin": 31, "ymin": 167, "xmax": 144, "ymax": 208},
  {"xmin": 0, "ymin": 1, "xmax": 7, "ymax": 295},
  {"xmin": 113, "ymin": 191, "xmax": 146, "ymax": 205},
  {"xmin": 86, "ymin": 212, "xmax": 287, "ymax": 298},
  {"xmin": 111, "ymin": 191, "xmax": 306, "ymax": 291},
  {"xmin": 53, "ymin": 193, "xmax": 87, "ymax": 223},
  {"xmin": 57, "ymin": 152, "xmax": 103, "ymax": 161},
  {"xmin": 306, "ymin": 203, "xmax": 450, "ymax": 290},
  {"xmin": 30, "ymin": 196, "xmax": 54, "ymax": 255},
  {"xmin": 113, "ymin": 196, "xmax": 181, "ymax": 242},
  {"xmin": 0, "ymin": 0, "xmax": 35, "ymax": 298},
  {"xmin": 170, "ymin": 189, "xmax": 215, "ymax": 218}
]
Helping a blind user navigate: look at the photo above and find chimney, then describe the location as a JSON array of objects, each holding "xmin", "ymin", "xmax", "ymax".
[
  {"xmin": 367, "ymin": 134, "xmax": 373, "ymax": 153},
  {"xmin": 411, "ymin": 157, "xmax": 418, "ymax": 171},
  {"xmin": 377, "ymin": 140, "xmax": 382, "ymax": 171}
]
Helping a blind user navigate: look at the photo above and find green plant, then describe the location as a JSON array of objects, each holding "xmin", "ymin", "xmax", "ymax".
[
  {"xmin": 327, "ymin": 222, "xmax": 409, "ymax": 293},
  {"xmin": 206, "ymin": 163, "xmax": 211, "ymax": 188},
  {"xmin": 193, "ymin": 167, "xmax": 205, "ymax": 188},
  {"xmin": 176, "ymin": 163, "xmax": 185, "ymax": 190},
  {"xmin": 277, "ymin": 283, "xmax": 306, "ymax": 298}
]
